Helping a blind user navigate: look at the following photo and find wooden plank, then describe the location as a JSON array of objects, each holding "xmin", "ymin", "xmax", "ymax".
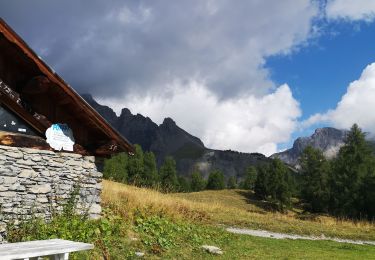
[
  {"xmin": 0, "ymin": 130, "xmax": 51, "ymax": 150},
  {"xmin": 0, "ymin": 239, "xmax": 94, "ymax": 259}
]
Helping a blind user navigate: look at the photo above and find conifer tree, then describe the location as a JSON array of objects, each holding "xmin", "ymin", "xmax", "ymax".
[
  {"xmin": 177, "ymin": 176, "xmax": 191, "ymax": 192},
  {"xmin": 103, "ymin": 152, "xmax": 128, "ymax": 183},
  {"xmin": 143, "ymin": 151, "xmax": 159, "ymax": 187},
  {"xmin": 159, "ymin": 156, "xmax": 179, "ymax": 192},
  {"xmin": 206, "ymin": 170, "xmax": 225, "ymax": 190},
  {"xmin": 227, "ymin": 176, "xmax": 237, "ymax": 189},
  {"xmin": 361, "ymin": 170, "xmax": 375, "ymax": 220},
  {"xmin": 331, "ymin": 124, "xmax": 374, "ymax": 218},
  {"xmin": 190, "ymin": 171, "xmax": 206, "ymax": 192},
  {"xmin": 267, "ymin": 159, "xmax": 292, "ymax": 211},
  {"xmin": 255, "ymin": 160, "xmax": 292, "ymax": 211},
  {"xmin": 127, "ymin": 144, "xmax": 145, "ymax": 185},
  {"xmin": 242, "ymin": 166, "xmax": 257, "ymax": 190},
  {"xmin": 254, "ymin": 163, "xmax": 270, "ymax": 199},
  {"xmin": 299, "ymin": 146, "xmax": 330, "ymax": 212}
]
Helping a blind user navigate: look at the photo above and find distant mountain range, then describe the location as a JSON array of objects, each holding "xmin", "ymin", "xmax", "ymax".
[
  {"xmin": 82, "ymin": 94, "xmax": 269, "ymax": 179},
  {"xmin": 83, "ymin": 94, "xmax": 374, "ymax": 176},
  {"xmin": 272, "ymin": 127, "xmax": 375, "ymax": 168}
]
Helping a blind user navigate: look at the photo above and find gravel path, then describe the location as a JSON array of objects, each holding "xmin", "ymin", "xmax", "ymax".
[{"xmin": 226, "ymin": 227, "xmax": 375, "ymax": 246}]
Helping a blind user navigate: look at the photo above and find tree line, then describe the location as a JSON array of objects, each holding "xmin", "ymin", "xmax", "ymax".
[
  {"xmin": 103, "ymin": 144, "xmax": 234, "ymax": 192},
  {"xmin": 245, "ymin": 124, "xmax": 375, "ymax": 220},
  {"xmin": 104, "ymin": 124, "xmax": 375, "ymax": 220},
  {"xmin": 298, "ymin": 124, "xmax": 375, "ymax": 220},
  {"xmin": 103, "ymin": 142, "xmax": 294, "ymax": 200}
]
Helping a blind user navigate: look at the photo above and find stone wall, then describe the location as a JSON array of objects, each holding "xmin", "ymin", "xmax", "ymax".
[{"xmin": 0, "ymin": 145, "xmax": 102, "ymax": 233}]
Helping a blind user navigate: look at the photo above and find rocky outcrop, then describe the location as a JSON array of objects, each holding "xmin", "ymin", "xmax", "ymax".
[
  {"xmin": 272, "ymin": 127, "xmax": 348, "ymax": 167},
  {"xmin": 83, "ymin": 95, "xmax": 269, "ymax": 178}
]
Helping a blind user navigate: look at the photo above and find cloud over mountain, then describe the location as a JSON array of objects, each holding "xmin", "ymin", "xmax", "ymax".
[
  {"xmin": 99, "ymin": 83, "xmax": 301, "ymax": 156},
  {"xmin": 1, "ymin": 1, "xmax": 374, "ymax": 154},
  {"xmin": 304, "ymin": 62, "xmax": 375, "ymax": 135}
]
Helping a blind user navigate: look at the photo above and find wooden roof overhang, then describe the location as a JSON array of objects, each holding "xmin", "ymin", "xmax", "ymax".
[{"xmin": 0, "ymin": 18, "xmax": 134, "ymax": 156}]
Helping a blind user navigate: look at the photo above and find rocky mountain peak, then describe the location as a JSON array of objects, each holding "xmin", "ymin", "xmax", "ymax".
[
  {"xmin": 272, "ymin": 127, "xmax": 348, "ymax": 167},
  {"xmin": 161, "ymin": 117, "xmax": 177, "ymax": 128},
  {"xmin": 81, "ymin": 94, "xmax": 118, "ymax": 128},
  {"xmin": 120, "ymin": 108, "xmax": 132, "ymax": 117}
]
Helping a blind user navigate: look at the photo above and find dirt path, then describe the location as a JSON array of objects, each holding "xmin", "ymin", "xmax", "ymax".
[{"xmin": 226, "ymin": 227, "xmax": 375, "ymax": 246}]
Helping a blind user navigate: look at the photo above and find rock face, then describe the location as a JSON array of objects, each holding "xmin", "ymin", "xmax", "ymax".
[
  {"xmin": 272, "ymin": 127, "xmax": 348, "ymax": 167},
  {"xmin": 83, "ymin": 94, "xmax": 269, "ymax": 178}
]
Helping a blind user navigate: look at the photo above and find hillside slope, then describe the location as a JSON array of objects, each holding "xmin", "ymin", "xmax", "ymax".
[{"xmin": 103, "ymin": 180, "xmax": 375, "ymax": 241}]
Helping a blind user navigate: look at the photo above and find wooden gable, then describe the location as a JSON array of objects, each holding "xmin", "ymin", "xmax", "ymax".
[{"xmin": 0, "ymin": 19, "xmax": 134, "ymax": 156}]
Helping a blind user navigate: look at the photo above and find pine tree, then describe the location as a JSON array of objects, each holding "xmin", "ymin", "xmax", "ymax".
[
  {"xmin": 103, "ymin": 152, "xmax": 128, "ymax": 183},
  {"xmin": 254, "ymin": 163, "xmax": 270, "ymax": 199},
  {"xmin": 331, "ymin": 124, "xmax": 374, "ymax": 218},
  {"xmin": 206, "ymin": 170, "xmax": 225, "ymax": 190},
  {"xmin": 190, "ymin": 171, "xmax": 206, "ymax": 192},
  {"xmin": 159, "ymin": 156, "xmax": 179, "ymax": 192},
  {"xmin": 177, "ymin": 176, "xmax": 191, "ymax": 192},
  {"xmin": 127, "ymin": 144, "xmax": 144, "ymax": 185},
  {"xmin": 242, "ymin": 166, "xmax": 257, "ymax": 190},
  {"xmin": 143, "ymin": 151, "xmax": 159, "ymax": 187},
  {"xmin": 299, "ymin": 146, "xmax": 330, "ymax": 213},
  {"xmin": 267, "ymin": 159, "xmax": 292, "ymax": 211},
  {"xmin": 227, "ymin": 176, "xmax": 237, "ymax": 189},
  {"xmin": 361, "ymin": 168, "xmax": 375, "ymax": 220}
]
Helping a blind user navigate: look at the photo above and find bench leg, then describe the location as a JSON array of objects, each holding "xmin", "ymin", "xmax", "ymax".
[{"xmin": 48, "ymin": 253, "xmax": 69, "ymax": 260}]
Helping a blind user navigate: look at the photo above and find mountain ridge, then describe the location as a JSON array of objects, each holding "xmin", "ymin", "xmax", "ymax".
[
  {"xmin": 272, "ymin": 127, "xmax": 348, "ymax": 167},
  {"xmin": 82, "ymin": 94, "xmax": 269, "ymax": 179}
]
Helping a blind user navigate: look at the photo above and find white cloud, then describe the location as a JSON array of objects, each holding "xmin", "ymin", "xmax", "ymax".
[
  {"xmin": 304, "ymin": 62, "xmax": 375, "ymax": 134},
  {"xmin": 99, "ymin": 83, "xmax": 301, "ymax": 156},
  {"xmin": 0, "ymin": 1, "xmax": 323, "ymax": 155},
  {"xmin": 326, "ymin": 0, "xmax": 375, "ymax": 21},
  {"xmin": 0, "ymin": 0, "xmax": 319, "ymax": 99}
]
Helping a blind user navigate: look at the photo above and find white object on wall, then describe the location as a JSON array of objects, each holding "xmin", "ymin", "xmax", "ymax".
[{"xmin": 46, "ymin": 123, "xmax": 75, "ymax": 151}]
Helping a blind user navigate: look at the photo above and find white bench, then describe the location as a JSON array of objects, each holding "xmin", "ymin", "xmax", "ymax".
[{"xmin": 0, "ymin": 239, "xmax": 94, "ymax": 260}]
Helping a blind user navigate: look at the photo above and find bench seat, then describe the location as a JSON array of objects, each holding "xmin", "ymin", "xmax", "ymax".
[{"xmin": 0, "ymin": 239, "xmax": 94, "ymax": 260}]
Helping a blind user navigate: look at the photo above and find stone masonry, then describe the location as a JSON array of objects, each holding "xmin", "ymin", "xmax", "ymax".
[{"xmin": 0, "ymin": 145, "xmax": 102, "ymax": 235}]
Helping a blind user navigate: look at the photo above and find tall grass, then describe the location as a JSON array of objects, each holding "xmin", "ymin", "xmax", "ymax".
[{"xmin": 102, "ymin": 180, "xmax": 375, "ymax": 240}]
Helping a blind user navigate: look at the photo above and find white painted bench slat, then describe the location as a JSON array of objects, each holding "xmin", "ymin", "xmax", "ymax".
[{"xmin": 0, "ymin": 239, "xmax": 94, "ymax": 259}]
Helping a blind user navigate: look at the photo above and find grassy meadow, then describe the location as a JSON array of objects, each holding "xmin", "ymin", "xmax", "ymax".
[
  {"xmin": 99, "ymin": 180, "xmax": 375, "ymax": 259},
  {"xmin": 8, "ymin": 180, "xmax": 375, "ymax": 259}
]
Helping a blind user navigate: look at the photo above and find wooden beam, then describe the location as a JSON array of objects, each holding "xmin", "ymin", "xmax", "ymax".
[
  {"xmin": 0, "ymin": 78, "xmax": 51, "ymax": 134},
  {"xmin": 0, "ymin": 131, "xmax": 89, "ymax": 155},
  {"xmin": 22, "ymin": 75, "xmax": 51, "ymax": 94},
  {"xmin": 0, "ymin": 131, "xmax": 52, "ymax": 150},
  {"xmin": 94, "ymin": 140, "xmax": 119, "ymax": 156}
]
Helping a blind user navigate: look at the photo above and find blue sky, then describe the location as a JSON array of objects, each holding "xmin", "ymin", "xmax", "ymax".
[
  {"xmin": 1, "ymin": 1, "xmax": 375, "ymax": 155},
  {"xmin": 267, "ymin": 19, "xmax": 375, "ymax": 149},
  {"xmin": 268, "ymin": 21, "xmax": 375, "ymax": 119}
]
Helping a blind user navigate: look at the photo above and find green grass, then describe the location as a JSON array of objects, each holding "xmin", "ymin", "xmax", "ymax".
[
  {"xmin": 7, "ymin": 180, "xmax": 375, "ymax": 259},
  {"xmin": 101, "ymin": 181, "xmax": 375, "ymax": 259},
  {"xmin": 173, "ymin": 189, "xmax": 375, "ymax": 241}
]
